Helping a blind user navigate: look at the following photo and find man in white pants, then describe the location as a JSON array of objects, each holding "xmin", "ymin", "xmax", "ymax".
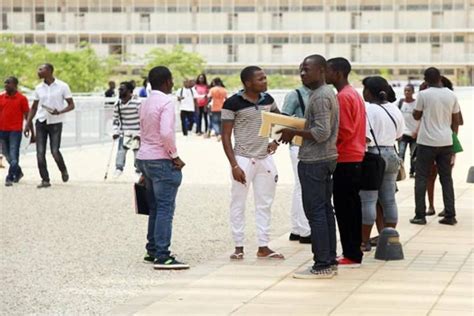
[
  {"xmin": 282, "ymin": 84, "xmax": 312, "ymax": 244},
  {"xmin": 221, "ymin": 66, "xmax": 284, "ymax": 260}
]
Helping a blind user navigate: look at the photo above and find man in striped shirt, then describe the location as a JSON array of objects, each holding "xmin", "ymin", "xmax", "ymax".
[{"xmin": 112, "ymin": 81, "xmax": 141, "ymax": 177}]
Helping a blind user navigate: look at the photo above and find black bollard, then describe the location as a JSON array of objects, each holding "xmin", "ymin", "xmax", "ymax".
[
  {"xmin": 467, "ymin": 166, "xmax": 474, "ymax": 183},
  {"xmin": 374, "ymin": 228, "xmax": 404, "ymax": 261}
]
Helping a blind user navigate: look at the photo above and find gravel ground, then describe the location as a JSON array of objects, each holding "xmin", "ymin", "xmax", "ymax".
[{"xmin": 0, "ymin": 136, "xmax": 295, "ymax": 315}]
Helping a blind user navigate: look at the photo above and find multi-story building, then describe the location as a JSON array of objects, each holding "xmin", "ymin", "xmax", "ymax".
[{"xmin": 1, "ymin": 0, "xmax": 473, "ymax": 83}]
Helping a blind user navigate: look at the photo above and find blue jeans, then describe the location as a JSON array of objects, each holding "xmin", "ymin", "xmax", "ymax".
[
  {"xmin": 398, "ymin": 135, "xmax": 417, "ymax": 175},
  {"xmin": 136, "ymin": 159, "xmax": 182, "ymax": 260},
  {"xmin": 298, "ymin": 159, "xmax": 337, "ymax": 269},
  {"xmin": 0, "ymin": 131, "xmax": 22, "ymax": 181},
  {"xmin": 210, "ymin": 112, "xmax": 221, "ymax": 135},
  {"xmin": 360, "ymin": 147, "xmax": 400, "ymax": 225},
  {"xmin": 115, "ymin": 137, "xmax": 137, "ymax": 171}
]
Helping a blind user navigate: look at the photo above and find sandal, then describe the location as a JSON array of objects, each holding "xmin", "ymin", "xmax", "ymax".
[
  {"xmin": 230, "ymin": 252, "xmax": 244, "ymax": 260},
  {"xmin": 257, "ymin": 252, "xmax": 285, "ymax": 260}
]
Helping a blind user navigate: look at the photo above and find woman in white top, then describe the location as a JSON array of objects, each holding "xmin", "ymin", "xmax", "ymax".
[
  {"xmin": 360, "ymin": 76, "xmax": 405, "ymax": 252},
  {"xmin": 398, "ymin": 84, "xmax": 419, "ymax": 177}
]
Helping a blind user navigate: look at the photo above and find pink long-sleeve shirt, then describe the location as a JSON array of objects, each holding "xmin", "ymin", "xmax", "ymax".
[{"xmin": 136, "ymin": 90, "xmax": 178, "ymax": 160}]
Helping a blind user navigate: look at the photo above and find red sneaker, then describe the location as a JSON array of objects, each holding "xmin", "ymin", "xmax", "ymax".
[{"xmin": 337, "ymin": 257, "xmax": 361, "ymax": 268}]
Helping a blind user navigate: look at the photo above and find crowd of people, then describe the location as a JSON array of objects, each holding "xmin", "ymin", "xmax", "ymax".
[{"xmin": 0, "ymin": 58, "xmax": 462, "ymax": 278}]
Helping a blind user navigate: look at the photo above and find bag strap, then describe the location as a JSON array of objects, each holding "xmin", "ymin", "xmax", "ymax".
[
  {"xmin": 397, "ymin": 98, "xmax": 404, "ymax": 109},
  {"xmin": 295, "ymin": 89, "xmax": 306, "ymax": 114},
  {"xmin": 377, "ymin": 103, "xmax": 397, "ymax": 129},
  {"xmin": 366, "ymin": 111, "xmax": 381, "ymax": 155}
]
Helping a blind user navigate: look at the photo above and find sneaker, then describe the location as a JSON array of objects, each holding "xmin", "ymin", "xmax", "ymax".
[
  {"xmin": 438, "ymin": 210, "xmax": 446, "ymax": 217},
  {"xmin": 409, "ymin": 217, "xmax": 427, "ymax": 225},
  {"xmin": 289, "ymin": 233, "xmax": 300, "ymax": 241},
  {"xmin": 143, "ymin": 253, "xmax": 155, "ymax": 264},
  {"xmin": 293, "ymin": 267, "xmax": 334, "ymax": 279},
  {"xmin": 299, "ymin": 235, "xmax": 311, "ymax": 244},
  {"xmin": 13, "ymin": 171, "xmax": 24, "ymax": 183},
  {"xmin": 113, "ymin": 169, "xmax": 123, "ymax": 178},
  {"xmin": 426, "ymin": 207, "xmax": 436, "ymax": 216},
  {"xmin": 5, "ymin": 179, "xmax": 13, "ymax": 187},
  {"xmin": 61, "ymin": 172, "xmax": 69, "ymax": 183},
  {"xmin": 153, "ymin": 257, "xmax": 190, "ymax": 270},
  {"xmin": 439, "ymin": 217, "xmax": 457, "ymax": 225},
  {"xmin": 37, "ymin": 181, "xmax": 51, "ymax": 189},
  {"xmin": 337, "ymin": 257, "xmax": 361, "ymax": 268}
]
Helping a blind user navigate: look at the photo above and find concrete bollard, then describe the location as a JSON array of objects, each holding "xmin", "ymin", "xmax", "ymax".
[
  {"xmin": 467, "ymin": 167, "xmax": 474, "ymax": 183},
  {"xmin": 375, "ymin": 228, "xmax": 404, "ymax": 261}
]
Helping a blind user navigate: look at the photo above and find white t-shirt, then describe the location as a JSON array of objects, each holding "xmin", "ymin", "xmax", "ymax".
[
  {"xmin": 175, "ymin": 87, "xmax": 197, "ymax": 112},
  {"xmin": 415, "ymin": 87, "xmax": 460, "ymax": 147},
  {"xmin": 34, "ymin": 79, "xmax": 73, "ymax": 124},
  {"xmin": 399, "ymin": 100, "xmax": 419, "ymax": 137},
  {"xmin": 366, "ymin": 102, "xmax": 405, "ymax": 147}
]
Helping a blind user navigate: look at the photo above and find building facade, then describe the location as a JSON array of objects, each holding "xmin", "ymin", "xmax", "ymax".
[{"xmin": 1, "ymin": 0, "xmax": 473, "ymax": 83}]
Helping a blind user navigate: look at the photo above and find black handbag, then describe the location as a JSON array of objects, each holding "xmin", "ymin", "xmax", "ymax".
[
  {"xmin": 360, "ymin": 115, "xmax": 386, "ymax": 190},
  {"xmin": 134, "ymin": 182, "xmax": 150, "ymax": 215}
]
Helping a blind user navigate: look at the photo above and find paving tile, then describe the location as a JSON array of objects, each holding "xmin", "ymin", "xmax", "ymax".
[
  {"xmin": 232, "ymin": 303, "xmax": 333, "ymax": 316},
  {"xmin": 433, "ymin": 295, "xmax": 474, "ymax": 311},
  {"xmin": 161, "ymin": 288, "xmax": 262, "ymax": 304},
  {"xmin": 248, "ymin": 289, "xmax": 348, "ymax": 306},
  {"xmin": 357, "ymin": 280, "xmax": 445, "ymax": 295},
  {"xmin": 136, "ymin": 301, "xmax": 241, "ymax": 315},
  {"xmin": 331, "ymin": 307, "xmax": 429, "ymax": 316},
  {"xmin": 430, "ymin": 310, "xmax": 474, "ymax": 316},
  {"xmin": 337, "ymin": 293, "xmax": 437, "ymax": 310},
  {"xmin": 269, "ymin": 277, "xmax": 361, "ymax": 293}
]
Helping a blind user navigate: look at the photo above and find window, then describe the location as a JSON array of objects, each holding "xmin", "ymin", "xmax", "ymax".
[
  {"xmin": 454, "ymin": 35, "xmax": 464, "ymax": 42},
  {"xmin": 268, "ymin": 36, "xmax": 289, "ymax": 44},
  {"xmin": 223, "ymin": 35, "xmax": 233, "ymax": 44},
  {"xmin": 179, "ymin": 36, "xmax": 193, "ymax": 44},
  {"xmin": 102, "ymin": 36, "xmax": 121, "ymax": 44},
  {"xmin": 245, "ymin": 35, "xmax": 255, "ymax": 44},
  {"xmin": 157, "ymin": 35, "xmax": 166, "ymax": 44},
  {"xmin": 235, "ymin": 6, "xmax": 255, "ymax": 12},
  {"xmin": 302, "ymin": 5, "xmax": 323, "ymax": 11},
  {"xmin": 383, "ymin": 35, "xmax": 392, "ymax": 43},
  {"xmin": 290, "ymin": 35, "xmax": 300, "ymax": 44},
  {"xmin": 406, "ymin": 35, "xmax": 416, "ymax": 43},
  {"xmin": 302, "ymin": 36, "xmax": 311, "ymax": 44}
]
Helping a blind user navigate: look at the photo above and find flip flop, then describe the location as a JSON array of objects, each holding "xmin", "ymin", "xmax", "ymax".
[
  {"xmin": 230, "ymin": 252, "xmax": 244, "ymax": 260},
  {"xmin": 257, "ymin": 252, "xmax": 285, "ymax": 260}
]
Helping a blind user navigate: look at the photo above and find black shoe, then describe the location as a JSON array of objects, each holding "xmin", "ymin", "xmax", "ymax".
[
  {"xmin": 299, "ymin": 235, "xmax": 311, "ymax": 244},
  {"xmin": 61, "ymin": 172, "xmax": 69, "ymax": 183},
  {"xmin": 426, "ymin": 207, "xmax": 436, "ymax": 216},
  {"xmin": 5, "ymin": 179, "xmax": 13, "ymax": 187},
  {"xmin": 154, "ymin": 256, "xmax": 189, "ymax": 270},
  {"xmin": 143, "ymin": 253, "xmax": 155, "ymax": 263},
  {"xmin": 37, "ymin": 181, "xmax": 51, "ymax": 189},
  {"xmin": 438, "ymin": 210, "xmax": 446, "ymax": 217},
  {"xmin": 409, "ymin": 173, "xmax": 415, "ymax": 179},
  {"xmin": 439, "ymin": 217, "xmax": 457, "ymax": 225},
  {"xmin": 13, "ymin": 171, "xmax": 24, "ymax": 183},
  {"xmin": 289, "ymin": 233, "xmax": 300, "ymax": 241},
  {"xmin": 410, "ymin": 217, "xmax": 427, "ymax": 225}
]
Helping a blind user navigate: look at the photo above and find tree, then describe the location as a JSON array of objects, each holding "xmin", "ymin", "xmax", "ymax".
[
  {"xmin": 0, "ymin": 36, "xmax": 116, "ymax": 92},
  {"xmin": 144, "ymin": 45, "xmax": 206, "ymax": 87}
]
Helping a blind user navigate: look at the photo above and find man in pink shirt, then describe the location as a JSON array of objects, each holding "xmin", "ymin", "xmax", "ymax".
[
  {"xmin": 326, "ymin": 58, "xmax": 366, "ymax": 267},
  {"xmin": 135, "ymin": 66, "xmax": 188, "ymax": 270}
]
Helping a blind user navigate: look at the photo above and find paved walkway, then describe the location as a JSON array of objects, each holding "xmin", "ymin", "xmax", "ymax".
[{"xmin": 112, "ymin": 176, "xmax": 473, "ymax": 315}]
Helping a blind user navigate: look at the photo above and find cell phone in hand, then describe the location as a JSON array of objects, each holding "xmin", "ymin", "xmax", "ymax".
[{"xmin": 41, "ymin": 104, "xmax": 55, "ymax": 114}]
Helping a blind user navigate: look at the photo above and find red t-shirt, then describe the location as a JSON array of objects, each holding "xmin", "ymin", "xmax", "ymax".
[
  {"xmin": 336, "ymin": 85, "xmax": 366, "ymax": 163},
  {"xmin": 195, "ymin": 84, "xmax": 209, "ymax": 107},
  {"xmin": 0, "ymin": 91, "xmax": 29, "ymax": 131}
]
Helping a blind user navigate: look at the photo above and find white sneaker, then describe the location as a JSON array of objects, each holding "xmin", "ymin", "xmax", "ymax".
[{"xmin": 113, "ymin": 169, "xmax": 123, "ymax": 178}]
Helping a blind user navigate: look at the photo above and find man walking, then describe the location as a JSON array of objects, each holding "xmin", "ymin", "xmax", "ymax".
[
  {"xmin": 221, "ymin": 66, "xmax": 283, "ymax": 260},
  {"xmin": 281, "ymin": 66, "xmax": 311, "ymax": 244},
  {"xmin": 25, "ymin": 63, "xmax": 75, "ymax": 188},
  {"xmin": 326, "ymin": 57, "xmax": 366, "ymax": 266},
  {"xmin": 136, "ymin": 66, "xmax": 188, "ymax": 270},
  {"xmin": 0, "ymin": 77, "xmax": 30, "ymax": 186},
  {"xmin": 112, "ymin": 81, "xmax": 141, "ymax": 177},
  {"xmin": 176, "ymin": 79, "xmax": 197, "ymax": 136},
  {"xmin": 410, "ymin": 67, "xmax": 461, "ymax": 226},
  {"xmin": 278, "ymin": 55, "xmax": 339, "ymax": 279}
]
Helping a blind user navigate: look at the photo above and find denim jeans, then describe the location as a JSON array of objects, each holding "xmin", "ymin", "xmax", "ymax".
[
  {"xmin": 35, "ymin": 121, "xmax": 68, "ymax": 182},
  {"xmin": 136, "ymin": 159, "xmax": 182, "ymax": 260},
  {"xmin": 180, "ymin": 110, "xmax": 195, "ymax": 136},
  {"xmin": 210, "ymin": 112, "xmax": 221, "ymax": 136},
  {"xmin": 115, "ymin": 136, "xmax": 137, "ymax": 171},
  {"xmin": 360, "ymin": 147, "xmax": 400, "ymax": 225},
  {"xmin": 0, "ymin": 131, "xmax": 23, "ymax": 181},
  {"xmin": 415, "ymin": 144, "xmax": 455, "ymax": 218},
  {"xmin": 398, "ymin": 135, "xmax": 417, "ymax": 175},
  {"xmin": 298, "ymin": 159, "xmax": 337, "ymax": 269},
  {"xmin": 333, "ymin": 162, "xmax": 363, "ymax": 263}
]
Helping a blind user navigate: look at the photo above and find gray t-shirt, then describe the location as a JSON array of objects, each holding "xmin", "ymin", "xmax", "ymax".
[
  {"xmin": 298, "ymin": 84, "xmax": 339, "ymax": 163},
  {"xmin": 221, "ymin": 92, "xmax": 279, "ymax": 159},
  {"xmin": 415, "ymin": 87, "xmax": 460, "ymax": 147}
]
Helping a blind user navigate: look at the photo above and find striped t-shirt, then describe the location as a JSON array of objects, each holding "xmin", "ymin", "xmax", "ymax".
[
  {"xmin": 222, "ymin": 91, "xmax": 279, "ymax": 159},
  {"xmin": 113, "ymin": 97, "xmax": 141, "ymax": 136}
]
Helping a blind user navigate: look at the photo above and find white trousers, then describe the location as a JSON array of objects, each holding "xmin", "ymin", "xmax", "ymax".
[
  {"xmin": 289, "ymin": 146, "xmax": 311, "ymax": 237},
  {"xmin": 230, "ymin": 155, "xmax": 278, "ymax": 247}
]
